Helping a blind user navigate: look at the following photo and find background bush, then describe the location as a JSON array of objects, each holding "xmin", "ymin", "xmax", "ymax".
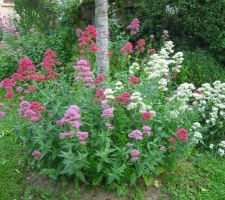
[
  {"xmin": 176, "ymin": 50, "xmax": 225, "ymax": 87},
  {"xmin": 136, "ymin": 0, "xmax": 225, "ymax": 64}
]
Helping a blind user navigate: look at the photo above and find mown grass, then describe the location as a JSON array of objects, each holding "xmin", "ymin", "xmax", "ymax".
[{"xmin": 163, "ymin": 151, "xmax": 225, "ymax": 200}]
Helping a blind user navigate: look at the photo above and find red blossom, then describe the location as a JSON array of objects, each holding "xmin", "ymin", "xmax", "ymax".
[
  {"xmin": 149, "ymin": 48, "xmax": 156, "ymax": 54},
  {"xmin": 95, "ymin": 75, "xmax": 105, "ymax": 85},
  {"xmin": 129, "ymin": 76, "xmax": 140, "ymax": 85},
  {"xmin": 168, "ymin": 137, "xmax": 176, "ymax": 143},
  {"xmin": 175, "ymin": 128, "xmax": 188, "ymax": 142},
  {"xmin": 141, "ymin": 112, "xmax": 154, "ymax": 121},
  {"xmin": 116, "ymin": 92, "xmax": 131, "ymax": 105}
]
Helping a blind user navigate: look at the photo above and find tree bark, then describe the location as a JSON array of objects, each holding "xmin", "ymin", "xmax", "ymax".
[{"xmin": 95, "ymin": 0, "xmax": 109, "ymax": 76}]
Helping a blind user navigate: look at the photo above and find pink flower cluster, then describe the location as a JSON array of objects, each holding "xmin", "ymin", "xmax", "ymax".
[
  {"xmin": 1, "ymin": 50, "xmax": 60, "ymax": 98},
  {"xmin": 94, "ymin": 89, "xmax": 106, "ymax": 104},
  {"xmin": 135, "ymin": 39, "xmax": 146, "ymax": 53},
  {"xmin": 142, "ymin": 126, "xmax": 152, "ymax": 136},
  {"xmin": 77, "ymin": 131, "xmax": 89, "ymax": 145},
  {"xmin": 141, "ymin": 112, "xmax": 154, "ymax": 121},
  {"xmin": 57, "ymin": 105, "xmax": 81, "ymax": 128},
  {"xmin": 128, "ymin": 130, "xmax": 143, "ymax": 141},
  {"xmin": 101, "ymin": 103, "xmax": 114, "ymax": 118},
  {"xmin": 60, "ymin": 131, "xmax": 74, "ymax": 140},
  {"xmin": 0, "ymin": 111, "xmax": 5, "ymax": 118},
  {"xmin": 127, "ymin": 18, "xmax": 140, "ymax": 35},
  {"xmin": 0, "ymin": 15, "xmax": 17, "ymax": 35},
  {"xmin": 130, "ymin": 149, "xmax": 140, "ymax": 161},
  {"xmin": 19, "ymin": 101, "xmax": 46, "ymax": 121},
  {"xmin": 76, "ymin": 25, "xmax": 98, "ymax": 53},
  {"xmin": 116, "ymin": 92, "xmax": 131, "ymax": 105},
  {"xmin": 74, "ymin": 59, "xmax": 95, "ymax": 88},
  {"xmin": 120, "ymin": 42, "xmax": 133, "ymax": 55},
  {"xmin": 129, "ymin": 76, "xmax": 140, "ymax": 86},
  {"xmin": 175, "ymin": 128, "xmax": 188, "ymax": 142},
  {"xmin": 32, "ymin": 150, "xmax": 41, "ymax": 160}
]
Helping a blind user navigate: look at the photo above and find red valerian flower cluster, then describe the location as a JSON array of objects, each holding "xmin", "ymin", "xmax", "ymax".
[
  {"xmin": 135, "ymin": 39, "xmax": 146, "ymax": 53},
  {"xmin": 94, "ymin": 89, "xmax": 106, "ymax": 104},
  {"xmin": 19, "ymin": 101, "xmax": 46, "ymax": 121},
  {"xmin": 1, "ymin": 50, "xmax": 60, "ymax": 98},
  {"xmin": 116, "ymin": 92, "xmax": 131, "ymax": 105},
  {"xmin": 120, "ymin": 42, "xmax": 133, "ymax": 55},
  {"xmin": 175, "ymin": 128, "xmax": 188, "ymax": 142},
  {"xmin": 141, "ymin": 112, "xmax": 154, "ymax": 121},
  {"xmin": 129, "ymin": 76, "xmax": 140, "ymax": 85},
  {"xmin": 127, "ymin": 18, "xmax": 140, "ymax": 35},
  {"xmin": 76, "ymin": 25, "xmax": 98, "ymax": 54}
]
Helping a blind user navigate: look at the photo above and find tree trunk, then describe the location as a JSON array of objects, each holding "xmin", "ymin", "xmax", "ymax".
[{"xmin": 95, "ymin": 0, "xmax": 109, "ymax": 76}]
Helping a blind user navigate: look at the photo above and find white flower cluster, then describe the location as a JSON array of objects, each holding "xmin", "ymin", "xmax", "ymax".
[
  {"xmin": 169, "ymin": 83, "xmax": 196, "ymax": 112},
  {"xmin": 209, "ymin": 140, "xmax": 225, "ymax": 156},
  {"xmin": 129, "ymin": 62, "xmax": 140, "ymax": 76},
  {"xmin": 194, "ymin": 81, "xmax": 225, "ymax": 126},
  {"xmin": 191, "ymin": 122, "xmax": 202, "ymax": 143},
  {"xmin": 165, "ymin": 5, "xmax": 179, "ymax": 15},
  {"xmin": 127, "ymin": 92, "xmax": 156, "ymax": 115},
  {"xmin": 144, "ymin": 41, "xmax": 184, "ymax": 91},
  {"xmin": 115, "ymin": 81, "xmax": 124, "ymax": 91},
  {"xmin": 104, "ymin": 88, "xmax": 115, "ymax": 100},
  {"xmin": 219, "ymin": 141, "xmax": 225, "ymax": 156}
]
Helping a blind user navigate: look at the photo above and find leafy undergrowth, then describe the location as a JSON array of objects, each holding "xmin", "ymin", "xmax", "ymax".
[{"xmin": 0, "ymin": 132, "xmax": 225, "ymax": 200}]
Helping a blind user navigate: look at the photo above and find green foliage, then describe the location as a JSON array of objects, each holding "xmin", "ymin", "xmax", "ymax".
[
  {"xmin": 13, "ymin": 0, "xmax": 58, "ymax": 33},
  {"xmin": 136, "ymin": 0, "xmax": 225, "ymax": 63},
  {"xmin": 177, "ymin": 50, "xmax": 225, "ymax": 87}
]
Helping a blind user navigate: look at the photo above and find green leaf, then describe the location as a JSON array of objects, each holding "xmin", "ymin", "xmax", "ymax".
[
  {"xmin": 130, "ymin": 173, "xmax": 137, "ymax": 185},
  {"xmin": 143, "ymin": 175, "xmax": 153, "ymax": 187},
  {"xmin": 76, "ymin": 171, "xmax": 86, "ymax": 182},
  {"xmin": 154, "ymin": 166, "xmax": 166, "ymax": 175},
  {"xmin": 97, "ymin": 163, "xmax": 103, "ymax": 173}
]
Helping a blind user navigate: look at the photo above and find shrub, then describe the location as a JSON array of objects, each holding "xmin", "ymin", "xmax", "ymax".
[
  {"xmin": 136, "ymin": 0, "xmax": 225, "ymax": 63},
  {"xmin": 176, "ymin": 50, "xmax": 225, "ymax": 87},
  {"xmin": 1, "ymin": 38, "xmax": 201, "ymax": 193}
]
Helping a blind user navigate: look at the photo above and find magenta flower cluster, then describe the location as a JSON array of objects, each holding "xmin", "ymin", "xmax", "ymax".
[
  {"xmin": 74, "ymin": 59, "xmax": 94, "ymax": 88},
  {"xmin": 127, "ymin": 18, "xmax": 140, "ymax": 35},
  {"xmin": 142, "ymin": 126, "xmax": 152, "ymax": 136},
  {"xmin": 57, "ymin": 105, "xmax": 81, "ymax": 128},
  {"xmin": 32, "ymin": 150, "xmax": 41, "ymax": 160},
  {"xmin": 130, "ymin": 149, "xmax": 140, "ymax": 161},
  {"xmin": 18, "ymin": 101, "xmax": 45, "ymax": 121},
  {"xmin": 0, "ymin": 111, "xmax": 5, "ymax": 118},
  {"xmin": 101, "ymin": 103, "xmax": 114, "ymax": 118},
  {"xmin": 60, "ymin": 131, "xmax": 74, "ymax": 140},
  {"xmin": 128, "ymin": 130, "xmax": 143, "ymax": 141},
  {"xmin": 77, "ymin": 131, "xmax": 89, "ymax": 145}
]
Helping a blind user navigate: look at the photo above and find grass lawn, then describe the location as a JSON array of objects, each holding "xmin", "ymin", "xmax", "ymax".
[{"xmin": 0, "ymin": 131, "xmax": 225, "ymax": 199}]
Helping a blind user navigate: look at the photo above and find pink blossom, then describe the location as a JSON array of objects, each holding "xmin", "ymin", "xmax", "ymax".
[
  {"xmin": 101, "ymin": 108, "xmax": 114, "ymax": 118},
  {"xmin": 128, "ymin": 130, "xmax": 143, "ymax": 141},
  {"xmin": 130, "ymin": 149, "xmax": 140, "ymax": 161},
  {"xmin": 175, "ymin": 128, "xmax": 188, "ymax": 142},
  {"xmin": 77, "ymin": 131, "xmax": 89, "ymax": 145},
  {"xmin": 0, "ymin": 111, "xmax": 5, "ymax": 118},
  {"xmin": 32, "ymin": 150, "xmax": 41, "ymax": 160},
  {"xmin": 120, "ymin": 42, "xmax": 133, "ymax": 55},
  {"xmin": 60, "ymin": 131, "xmax": 74, "ymax": 140},
  {"xmin": 127, "ymin": 18, "xmax": 140, "ymax": 35},
  {"xmin": 142, "ymin": 126, "xmax": 152, "ymax": 136}
]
